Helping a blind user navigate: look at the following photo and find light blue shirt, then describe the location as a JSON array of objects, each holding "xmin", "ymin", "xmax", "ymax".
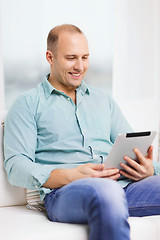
[{"xmin": 4, "ymin": 76, "xmax": 160, "ymax": 200}]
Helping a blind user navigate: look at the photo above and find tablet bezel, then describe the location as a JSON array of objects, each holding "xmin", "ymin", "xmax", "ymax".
[{"xmin": 104, "ymin": 131, "xmax": 157, "ymax": 169}]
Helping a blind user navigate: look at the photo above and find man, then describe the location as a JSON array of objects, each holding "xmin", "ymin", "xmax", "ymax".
[{"xmin": 4, "ymin": 24, "xmax": 160, "ymax": 240}]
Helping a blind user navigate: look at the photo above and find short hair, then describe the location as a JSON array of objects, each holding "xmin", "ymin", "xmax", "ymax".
[{"xmin": 47, "ymin": 24, "xmax": 84, "ymax": 54}]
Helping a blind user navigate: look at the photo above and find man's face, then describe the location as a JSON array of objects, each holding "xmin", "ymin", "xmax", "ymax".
[{"xmin": 48, "ymin": 32, "xmax": 89, "ymax": 92}]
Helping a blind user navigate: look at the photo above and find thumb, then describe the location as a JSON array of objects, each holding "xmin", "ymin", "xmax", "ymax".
[{"xmin": 147, "ymin": 145, "xmax": 153, "ymax": 160}]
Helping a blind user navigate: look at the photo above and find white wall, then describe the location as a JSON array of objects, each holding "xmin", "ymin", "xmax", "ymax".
[
  {"xmin": 0, "ymin": 23, "xmax": 5, "ymax": 110},
  {"xmin": 113, "ymin": 0, "xmax": 160, "ymax": 102},
  {"xmin": 112, "ymin": 0, "xmax": 160, "ymax": 160},
  {"xmin": 153, "ymin": 0, "xmax": 160, "ymax": 99}
]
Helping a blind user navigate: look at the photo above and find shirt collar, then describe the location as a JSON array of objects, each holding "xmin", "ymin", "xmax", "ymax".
[
  {"xmin": 42, "ymin": 74, "xmax": 55, "ymax": 98},
  {"xmin": 42, "ymin": 74, "xmax": 90, "ymax": 98},
  {"xmin": 76, "ymin": 80, "xmax": 90, "ymax": 96}
]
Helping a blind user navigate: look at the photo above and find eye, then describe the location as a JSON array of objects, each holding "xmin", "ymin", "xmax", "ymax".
[
  {"xmin": 67, "ymin": 57, "xmax": 74, "ymax": 60},
  {"xmin": 82, "ymin": 56, "xmax": 89, "ymax": 60}
]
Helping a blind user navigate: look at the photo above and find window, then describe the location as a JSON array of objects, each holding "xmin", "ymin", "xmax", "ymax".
[{"xmin": 0, "ymin": 0, "xmax": 116, "ymax": 109}]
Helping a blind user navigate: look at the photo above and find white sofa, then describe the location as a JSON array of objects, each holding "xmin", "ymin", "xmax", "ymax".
[{"xmin": 1, "ymin": 107, "xmax": 160, "ymax": 240}]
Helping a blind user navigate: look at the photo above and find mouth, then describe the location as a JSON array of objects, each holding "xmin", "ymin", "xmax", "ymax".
[{"xmin": 69, "ymin": 72, "xmax": 81, "ymax": 78}]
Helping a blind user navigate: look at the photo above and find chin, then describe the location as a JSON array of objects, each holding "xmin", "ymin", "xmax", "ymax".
[{"xmin": 73, "ymin": 79, "xmax": 83, "ymax": 86}]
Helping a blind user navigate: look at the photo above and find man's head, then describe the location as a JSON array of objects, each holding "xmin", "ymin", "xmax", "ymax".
[
  {"xmin": 46, "ymin": 24, "xmax": 89, "ymax": 93},
  {"xmin": 47, "ymin": 24, "xmax": 83, "ymax": 57}
]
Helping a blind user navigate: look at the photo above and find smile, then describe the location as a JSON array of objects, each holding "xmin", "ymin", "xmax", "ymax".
[{"xmin": 69, "ymin": 72, "xmax": 81, "ymax": 77}]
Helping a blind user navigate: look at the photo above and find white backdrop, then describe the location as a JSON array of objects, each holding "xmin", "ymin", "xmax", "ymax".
[
  {"xmin": 113, "ymin": 0, "xmax": 160, "ymax": 102},
  {"xmin": 0, "ymin": 23, "xmax": 5, "ymax": 110},
  {"xmin": 112, "ymin": 0, "xmax": 160, "ymax": 160}
]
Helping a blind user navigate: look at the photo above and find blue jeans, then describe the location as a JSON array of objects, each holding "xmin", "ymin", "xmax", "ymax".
[
  {"xmin": 44, "ymin": 176, "xmax": 160, "ymax": 240},
  {"xmin": 44, "ymin": 178, "xmax": 130, "ymax": 240},
  {"xmin": 124, "ymin": 175, "xmax": 160, "ymax": 217}
]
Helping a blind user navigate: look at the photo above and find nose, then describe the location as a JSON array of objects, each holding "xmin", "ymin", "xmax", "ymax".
[{"xmin": 73, "ymin": 59, "xmax": 84, "ymax": 72}]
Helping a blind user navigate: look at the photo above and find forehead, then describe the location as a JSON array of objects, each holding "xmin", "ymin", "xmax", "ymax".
[{"xmin": 57, "ymin": 32, "xmax": 89, "ymax": 55}]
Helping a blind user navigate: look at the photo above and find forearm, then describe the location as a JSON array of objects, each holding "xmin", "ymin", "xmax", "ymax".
[
  {"xmin": 42, "ymin": 168, "xmax": 76, "ymax": 189},
  {"xmin": 42, "ymin": 163, "xmax": 121, "ymax": 189}
]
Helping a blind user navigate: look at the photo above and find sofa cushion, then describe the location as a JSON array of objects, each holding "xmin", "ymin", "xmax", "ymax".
[
  {"xmin": 128, "ymin": 215, "xmax": 160, "ymax": 240},
  {"xmin": 1, "ymin": 205, "xmax": 160, "ymax": 240},
  {"xmin": 0, "ymin": 111, "xmax": 26, "ymax": 206},
  {"xmin": 26, "ymin": 189, "xmax": 45, "ymax": 211},
  {"xmin": 0, "ymin": 206, "xmax": 89, "ymax": 240}
]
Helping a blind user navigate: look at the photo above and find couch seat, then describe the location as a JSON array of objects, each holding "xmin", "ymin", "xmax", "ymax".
[{"xmin": 1, "ymin": 205, "xmax": 160, "ymax": 240}]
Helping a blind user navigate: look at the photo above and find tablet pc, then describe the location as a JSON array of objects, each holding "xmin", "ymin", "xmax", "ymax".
[{"xmin": 105, "ymin": 131, "xmax": 157, "ymax": 169}]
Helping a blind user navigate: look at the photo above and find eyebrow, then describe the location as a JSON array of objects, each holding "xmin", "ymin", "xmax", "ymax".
[{"xmin": 64, "ymin": 54, "xmax": 90, "ymax": 57}]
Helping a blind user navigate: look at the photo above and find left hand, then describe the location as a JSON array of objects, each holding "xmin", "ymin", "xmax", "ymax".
[{"xmin": 119, "ymin": 145, "xmax": 154, "ymax": 181}]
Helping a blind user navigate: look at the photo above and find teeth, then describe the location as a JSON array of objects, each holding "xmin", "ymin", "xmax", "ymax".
[{"xmin": 72, "ymin": 73, "xmax": 80, "ymax": 76}]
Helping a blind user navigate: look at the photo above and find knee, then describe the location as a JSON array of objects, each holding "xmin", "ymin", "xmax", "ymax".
[
  {"xmin": 81, "ymin": 178, "xmax": 127, "ymax": 212},
  {"xmin": 79, "ymin": 178, "xmax": 129, "ymax": 224}
]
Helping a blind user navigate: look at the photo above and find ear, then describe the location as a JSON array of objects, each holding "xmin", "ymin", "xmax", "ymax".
[{"xmin": 46, "ymin": 50, "xmax": 53, "ymax": 64}]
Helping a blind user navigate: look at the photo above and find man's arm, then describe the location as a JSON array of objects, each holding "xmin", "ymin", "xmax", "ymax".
[
  {"xmin": 43, "ymin": 163, "xmax": 121, "ymax": 189},
  {"xmin": 4, "ymin": 95, "xmax": 55, "ymax": 190}
]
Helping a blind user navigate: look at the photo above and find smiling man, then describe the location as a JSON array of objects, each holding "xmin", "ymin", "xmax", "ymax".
[
  {"xmin": 46, "ymin": 27, "xmax": 89, "ymax": 103},
  {"xmin": 4, "ymin": 24, "xmax": 160, "ymax": 240}
]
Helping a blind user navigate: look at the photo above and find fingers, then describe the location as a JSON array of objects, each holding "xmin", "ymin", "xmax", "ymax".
[
  {"xmin": 83, "ymin": 163, "xmax": 120, "ymax": 180},
  {"xmin": 133, "ymin": 148, "xmax": 146, "ymax": 164},
  {"xmin": 119, "ymin": 161, "xmax": 142, "ymax": 180},
  {"xmin": 88, "ymin": 163, "xmax": 105, "ymax": 171},
  {"xmin": 99, "ymin": 168, "xmax": 120, "ymax": 178},
  {"xmin": 119, "ymin": 146, "xmax": 154, "ymax": 181},
  {"xmin": 133, "ymin": 146, "xmax": 153, "ymax": 164},
  {"xmin": 122, "ymin": 156, "xmax": 143, "ymax": 174},
  {"xmin": 119, "ymin": 169, "xmax": 140, "ymax": 181},
  {"xmin": 89, "ymin": 165, "xmax": 120, "ymax": 178},
  {"xmin": 109, "ymin": 173, "xmax": 121, "ymax": 180}
]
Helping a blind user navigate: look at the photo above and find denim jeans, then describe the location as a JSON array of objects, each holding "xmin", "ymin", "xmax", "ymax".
[
  {"xmin": 44, "ymin": 178, "xmax": 130, "ymax": 240},
  {"xmin": 124, "ymin": 175, "xmax": 160, "ymax": 217},
  {"xmin": 44, "ymin": 175, "xmax": 160, "ymax": 240}
]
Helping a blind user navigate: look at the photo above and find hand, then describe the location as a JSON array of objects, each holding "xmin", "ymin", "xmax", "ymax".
[
  {"xmin": 43, "ymin": 163, "xmax": 120, "ymax": 189},
  {"xmin": 72, "ymin": 163, "xmax": 120, "ymax": 181},
  {"xmin": 119, "ymin": 145, "xmax": 154, "ymax": 181}
]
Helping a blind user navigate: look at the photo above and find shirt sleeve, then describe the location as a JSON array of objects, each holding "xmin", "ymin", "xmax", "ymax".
[
  {"xmin": 153, "ymin": 161, "xmax": 160, "ymax": 175},
  {"xmin": 4, "ymin": 94, "xmax": 54, "ymax": 190},
  {"xmin": 109, "ymin": 97, "xmax": 133, "ymax": 143}
]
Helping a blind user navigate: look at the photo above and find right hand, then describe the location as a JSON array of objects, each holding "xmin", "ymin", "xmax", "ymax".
[
  {"xmin": 71, "ymin": 163, "xmax": 120, "ymax": 181},
  {"xmin": 43, "ymin": 163, "xmax": 120, "ymax": 189}
]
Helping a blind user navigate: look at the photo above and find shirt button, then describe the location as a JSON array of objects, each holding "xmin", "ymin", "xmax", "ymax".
[
  {"xmin": 35, "ymin": 186, "xmax": 39, "ymax": 189},
  {"xmin": 68, "ymin": 98, "xmax": 70, "ymax": 101}
]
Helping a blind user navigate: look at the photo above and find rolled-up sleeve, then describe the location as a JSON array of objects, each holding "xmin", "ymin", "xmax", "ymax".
[{"xmin": 4, "ymin": 95, "xmax": 53, "ymax": 191}]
